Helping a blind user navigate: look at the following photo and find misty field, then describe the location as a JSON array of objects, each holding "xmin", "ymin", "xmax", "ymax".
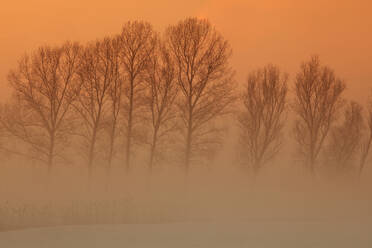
[
  {"xmin": 1, "ymin": 10, "xmax": 372, "ymax": 248},
  {"xmin": 1, "ymin": 159, "xmax": 372, "ymax": 247},
  {"xmin": 1, "ymin": 221, "xmax": 372, "ymax": 248}
]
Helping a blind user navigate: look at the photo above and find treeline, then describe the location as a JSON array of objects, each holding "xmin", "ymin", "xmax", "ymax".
[{"xmin": 0, "ymin": 17, "xmax": 371, "ymax": 184}]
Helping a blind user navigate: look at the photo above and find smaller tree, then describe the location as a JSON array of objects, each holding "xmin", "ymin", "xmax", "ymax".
[
  {"xmin": 292, "ymin": 56, "xmax": 345, "ymax": 176},
  {"xmin": 238, "ymin": 64, "xmax": 288, "ymax": 174},
  {"xmin": 3, "ymin": 42, "xmax": 81, "ymax": 174},
  {"xmin": 0, "ymin": 103, "xmax": 6, "ymax": 157},
  {"xmin": 324, "ymin": 101, "xmax": 363, "ymax": 176},
  {"xmin": 359, "ymin": 96, "xmax": 372, "ymax": 178}
]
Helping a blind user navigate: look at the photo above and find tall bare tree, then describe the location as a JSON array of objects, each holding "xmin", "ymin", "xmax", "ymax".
[
  {"xmin": 144, "ymin": 41, "xmax": 179, "ymax": 173},
  {"xmin": 292, "ymin": 56, "xmax": 345, "ymax": 176},
  {"xmin": 165, "ymin": 18, "xmax": 235, "ymax": 174},
  {"xmin": 74, "ymin": 38, "xmax": 115, "ymax": 179},
  {"xmin": 238, "ymin": 64, "xmax": 288, "ymax": 174},
  {"xmin": 3, "ymin": 42, "xmax": 81, "ymax": 174},
  {"xmin": 118, "ymin": 21, "xmax": 157, "ymax": 172},
  {"xmin": 104, "ymin": 36, "xmax": 123, "ymax": 181},
  {"xmin": 324, "ymin": 101, "xmax": 363, "ymax": 175}
]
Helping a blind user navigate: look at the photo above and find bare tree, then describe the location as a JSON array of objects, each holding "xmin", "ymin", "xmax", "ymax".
[
  {"xmin": 165, "ymin": 18, "xmax": 235, "ymax": 174},
  {"xmin": 238, "ymin": 64, "xmax": 288, "ymax": 174},
  {"xmin": 324, "ymin": 101, "xmax": 363, "ymax": 175},
  {"xmin": 359, "ymin": 96, "xmax": 372, "ymax": 178},
  {"xmin": 74, "ymin": 38, "xmax": 115, "ymax": 179},
  {"xmin": 118, "ymin": 21, "xmax": 157, "ymax": 172},
  {"xmin": 0, "ymin": 103, "xmax": 6, "ymax": 156},
  {"xmin": 3, "ymin": 42, "xmax": 81, "ymax": 175},
  {"xmin": 144, "ymin": 41, "xmax": 179, "ymax": 173},
  {"xmin": 292, "ymin": 56, "xmax": 345, "ymax": 176},
  {"xmin": 104, "ymin": 37, "xmax": 123, "ymax": 181}
]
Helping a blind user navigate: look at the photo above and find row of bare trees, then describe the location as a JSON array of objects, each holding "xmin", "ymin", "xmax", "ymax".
[
  {"xmin": 0, "ymin": 18, "xmax": 371, "ymax": 183},
  {"xmin": 0, "ymin": 18, "xmax": 235, "ymax": 182},
  {"xmin": 238, "ymin": 56, "xmax": 372, "ymax": 179}
]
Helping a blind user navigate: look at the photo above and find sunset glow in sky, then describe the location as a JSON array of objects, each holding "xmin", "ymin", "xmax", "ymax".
[
  {"xmin": 1, "ymin": 2, "xmax": 372, "ymax": 242},
  {"xmin": 1, "ymin": 0, "xmax": 371, "ymax": 99}
]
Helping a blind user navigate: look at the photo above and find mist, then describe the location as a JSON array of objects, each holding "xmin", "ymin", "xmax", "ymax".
[
  {"xmin": 1, "ymin": 1, "xmax": 372, "ymax": 247},
  {"xmin": 1, "ymin": 153, "xmax": 372, "ymax": 226}
]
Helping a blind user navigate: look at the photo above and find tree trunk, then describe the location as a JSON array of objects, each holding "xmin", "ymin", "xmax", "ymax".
[
  {"xmin": 148, "ymin": 128, "xmax": 159, "ymax": 174},
  {"xmin": 47, "ymin": 132, "xmax": 55, "ymax": 176},
  {"xmin": 106, "ymin": 121, "xmax": 117, "ymax": 191},
  {"xmin": 359, "ymin": 136, "xmax": 372, "ymax": 179},
  {"xmin": 309, "ymin": 132, "xmax": 316, "ymax": 177},
  {"xmin": 87, "ymin": 127, "xmax": 98, "ymax": 181},
  {"xmin": 125, "ymin": 78, "xmax": 134, "ymax": 173},
  {"xmin": 184, "ymin": 109, "xmax": 193, "ymax": 176}
]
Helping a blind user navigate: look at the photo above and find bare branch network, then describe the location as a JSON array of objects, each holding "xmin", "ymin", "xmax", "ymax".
[{"xmin": 0, "ymin": 18, "xmax": 371, "ymax": 185}]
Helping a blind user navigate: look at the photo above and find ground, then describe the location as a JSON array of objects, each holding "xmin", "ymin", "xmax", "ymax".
[{"xmin": 1, "ymin": 220, "xmax": 371, "ymax": 248}]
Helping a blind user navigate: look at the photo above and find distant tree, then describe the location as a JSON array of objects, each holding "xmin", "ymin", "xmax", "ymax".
[
  {"xmin": 144, "ymin": 40, "xmax": 179, "ymax": 173},
  {"xmin": 292, "ymin": 56, "xmax": 345, "ymax": 176},
  {"xmin": 359, "ymin": 96, "xmax": 372, "ymax": 178},
  {"xmin": 324, "ymin": 101, "xmax": 363, "ymax": 175},
  {"xmin": 165, "ymin": 18, "xmax": 235, "ymax": 175},
  {"xmin": 118, "ymin": 21, "xmax": 157, "ymax": 172},
  {"xmin": 0, "ymin": 103, "xmax": 5, "ymax": 156},
  {"xmin": 2, "ymin": 42, "xmax": 81, "ymax": 175},
  {"xmin": 74, "ymin": 38, "xmax": 115, "ymax": 179},
  {"xmin": 238, "ymin": 64, "xmax": 288, "ymax": 174}
]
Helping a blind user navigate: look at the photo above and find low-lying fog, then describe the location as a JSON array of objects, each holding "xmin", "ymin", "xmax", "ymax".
[
  {"xmin": 1, "ymin": 158, "xmax": 371, "ymax": 229},
  {"xmin": 1, "ymin": 158, "xmax": 371, "ymax": 247}
]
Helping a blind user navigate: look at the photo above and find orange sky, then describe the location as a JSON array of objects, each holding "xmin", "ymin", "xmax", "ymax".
[{"xmin": 1, "ymin": 0, "xmax": 371, "ymax": 101}]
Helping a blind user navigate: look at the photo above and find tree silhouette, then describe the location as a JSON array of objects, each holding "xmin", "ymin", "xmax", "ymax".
[
  {"xmin": 165, "ymin": 18, "xmax": 235, "ymax": 174},
  {"xmin": 359, "ymin": 95, "xmax": 372, "ymax": 178},
  {"xmin": 118, "ymin": 21, "xmax": 157, "ymax": 172},
  {"xmin": 292, "ymin": 56, "xmax": 345, "ymax": 176},
  {"xmin": 238, "ymin": 64, "xmax": 288, "ymax": 174},
  {"xmin": 3, "ymin": 42, "xmax": 81, "ymax": 175},
  {"xmin": 104, "ymin": 36, "xmax": 123, "ymax": 184},
  {"xmin": 144, "ymin": 40, "xmax": 179, "ymax": 173},
  {"xmin": 324, "ymin": 101, "xmax": 363, "ymax": 176},
  {"xmin": 73, "ymin": 38, "xmax": 116, "ymax": 179}
]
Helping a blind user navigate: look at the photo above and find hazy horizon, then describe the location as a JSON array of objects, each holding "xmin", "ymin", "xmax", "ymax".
[{"xmin": 1, "ymin": 2, "xmax": 372, "ymax": 247}]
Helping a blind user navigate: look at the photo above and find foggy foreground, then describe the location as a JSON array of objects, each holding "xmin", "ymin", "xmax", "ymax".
[
  {"xmin": 1, "ymin": 220, "xmax": 372, "ymax": 248},
  {"xmin": 1, "ymin": 161, "xmax": 372, "ymax": 247}
]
